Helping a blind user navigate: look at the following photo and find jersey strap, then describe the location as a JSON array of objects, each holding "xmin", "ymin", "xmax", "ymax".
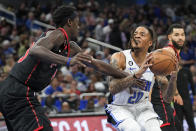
[
  {"xmin": 58, "ymin": 27, "xmax": 70, "ymax": 57},
  {"xmin": 164, "ymin": 43, "xmax": 180, "ymax": 61}
]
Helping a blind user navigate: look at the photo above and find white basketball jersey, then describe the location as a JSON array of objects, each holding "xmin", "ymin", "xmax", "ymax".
[{"xmin": 111, "ymin": 49, "xmax": 155, "ymax": 105}]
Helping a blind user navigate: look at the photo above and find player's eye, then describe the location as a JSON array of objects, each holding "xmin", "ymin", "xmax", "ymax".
[{"xmin": 141, "ymin": 32, "xmax": 145, "ymax": 36}]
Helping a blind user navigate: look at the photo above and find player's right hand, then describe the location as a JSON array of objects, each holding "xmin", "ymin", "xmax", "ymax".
[
  {"xmin": 129, "ymin": 77, "xmax": 146, "ymax": 91},
  {"xmin": 135, "ymin": 53, "xmax": 153, "ymax": 78},
  {"xmin": 70, "ymin": 53, "xmax": 92, "ymax": 67}
]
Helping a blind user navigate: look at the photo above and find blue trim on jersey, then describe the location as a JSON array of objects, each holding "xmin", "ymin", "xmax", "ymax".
[
  {"xmin": 104, "ymin": 105, "xmax": 123, "ymax": 128},
  {"xmin": 111, "ymin": 95, "xmax": 115, "ymax": 104},
  {"xmin": 110, "ymin": 113, "xmax": 123, "ymax": 128}
]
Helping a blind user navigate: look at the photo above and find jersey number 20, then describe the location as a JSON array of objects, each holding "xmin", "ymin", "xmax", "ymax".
[{"xmin": 128, "ymin": 80, "xmax": 151, "ymax": 104}]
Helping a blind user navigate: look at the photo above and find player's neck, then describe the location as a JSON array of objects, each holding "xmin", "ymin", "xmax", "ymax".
[
  {"xmin": 131, "ymin": 50, "xmax": 147, "ymax": 66},
  {"xmin": 169, "ymin": 41, "xmax": 181, "ymax": 53},
  {"xmin": 63, "ymin": 26, "xmax": 71, "ymax": 41}
]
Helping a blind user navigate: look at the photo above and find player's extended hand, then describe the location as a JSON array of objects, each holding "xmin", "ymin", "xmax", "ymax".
[
  {"xmin": 170, "ymin": 58, "xmax": 179, "ymax": 79},
  {"xmin": 135, "ymin": 53, "xmax": 153, "ymax": 78},
  {"xmin": 70, "ymin": 53, "xmax": 92, "ymax": 67},
  {"xmin": 129, "ymin": 77, "xmax": 146, "ymax": 91},
  {"xmin": 174, "ymin": 94, "xmax": 183, "ymax": 105}
]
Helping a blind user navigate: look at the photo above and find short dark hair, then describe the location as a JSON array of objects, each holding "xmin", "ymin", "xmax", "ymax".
[
  {"xmin": 129, "ymin": 25, "xmax": 157, "ymax": 52},
  {"xmin": 167, "ymin": 24, "xmax": 184, "ymax": 35},
  {"xmin": 52, "ymin": 5, "xmax": 77, "ymax": 27}
]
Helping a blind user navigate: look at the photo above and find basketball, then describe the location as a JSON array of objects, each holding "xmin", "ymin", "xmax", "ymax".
[{"xmin": 149, "ymin": 49, "xmax": 177, "ymax": 76}]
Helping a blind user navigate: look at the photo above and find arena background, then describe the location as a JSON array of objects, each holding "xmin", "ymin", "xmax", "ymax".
[{"xmin": 0, "ymin": 0, "xmax": 196, "ymax": 130}]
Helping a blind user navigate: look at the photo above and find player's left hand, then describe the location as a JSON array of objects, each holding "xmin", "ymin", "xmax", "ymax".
[
  {"xmin": 71, "ymin": 53, "xmax": 93, "ymax": 67},
  {"xmin": 174, "ymin": 94, "xmax": 183, "ymax": 105}
]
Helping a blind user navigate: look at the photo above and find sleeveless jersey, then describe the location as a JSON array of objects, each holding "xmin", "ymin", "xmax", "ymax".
[
  {"xmin": 109, "ymin": 49, "xmax": 155, "ymax": 105},
  {"xmin": 10, "ymin": 28, "xmax": 70, "ymax": 92}
]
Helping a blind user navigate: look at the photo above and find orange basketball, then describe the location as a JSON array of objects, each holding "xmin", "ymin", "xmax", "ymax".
[{"xmin": 149, "ymin": 49, "xmax": 177, "ymax": 76}]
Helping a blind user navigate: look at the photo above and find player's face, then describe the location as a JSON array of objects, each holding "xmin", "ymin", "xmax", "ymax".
[
  {"xmin": 131, "ymin": 27, "xmax": 152, "ymax": 51},
  {"xmin": 70, "ymin": 16, "xmax": 80, "ymax": 39},
  {"xmin": 168, "ymin": 28, "xmax": 185, "ymax": 49}
]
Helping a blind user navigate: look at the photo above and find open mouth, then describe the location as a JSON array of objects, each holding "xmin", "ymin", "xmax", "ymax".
[{"xmin": 134, "ymin": 39, "xmax": 141, "ymax": 44}]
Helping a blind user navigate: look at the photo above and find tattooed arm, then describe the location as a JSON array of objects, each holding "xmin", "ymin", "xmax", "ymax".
[
  {"xmin": 156, "ymin": 71, "xmax": 178, "ymax": 103},
  {"xmin": 163, "ymin": 72, "xmax": 178, "ymax": 103},
  {"xmin": 109, "ymin": 52, "xmax": 145, "ymax": 94},
  {"xmin": 109, "ymin": 52, "xmax": 132, "ymax": 94}
]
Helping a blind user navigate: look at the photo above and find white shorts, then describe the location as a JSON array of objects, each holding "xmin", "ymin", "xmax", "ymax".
[{"xmin": 105, "ymin": 99, "xmax": 163, "ymax": 131}]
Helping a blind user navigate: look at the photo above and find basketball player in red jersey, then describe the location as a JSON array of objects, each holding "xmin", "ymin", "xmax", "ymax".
[
  {"xmin": 0, "ymin": 5, "xmax": 144, "ymax": 131},
  {"xmin": 151, "ymin": 24, "xmax": 185, "ymax": 131}
]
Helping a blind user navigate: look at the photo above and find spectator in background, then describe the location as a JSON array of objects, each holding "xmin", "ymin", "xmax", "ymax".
[
  {"xmin": 84, "ymin": 66, "xmax": 94, "ymax": 79},
  {"xmin": 0, "ymin": 68, "xmax": 8, "ymax": 82},
  {"xmin": 89, "ymin": 73, "xmax": 105, "ymax": 92},
  {"xmin": 0, "ymin": 47, "xmax": 5, "ymax": 66},
  {"xmin": 180, "ymin": 44, "xmax": 195, "ymax": 68},
  {"xmin": 17, "ymin": 34, "xmax": 29, "ymax": 57},
  {"xmin": 94, "ymin": 96, "xmax": 107, "ymax": 112},
  {"xmin": 61, "ymin": 102, "xmax": 71, "ymax": 113},
  {"xmin": 45, "ymin": 78, "xmax": 64, "ymax": 112},
  {"xmin": 70, "ymin": 64, "xmax": 88, "ymax": 84},
  {"xmin": 86, "ymin": 0, "xmax": 100, "ymax": 14},
  {"xmin": 66, "ymin": 80, "xmax": 80, "ymax": 111},
  {"xmin": 2, "ymin": 40, "xmax": 15, "ymax": 55},
  {"xmin": 95, "ymin": 51, "xmax": 104, "ymax": 60},
  {"xmin": 103, "ymin": 18, "xmax": 114, "ymax": 42},
  {"xmin": 16, "ymin": 3, "xmax": 28, "ymax": 26},
  {"xmin": 108, "ymin": 22, "xmax": 127, "ymax": 49},
  {"xmin": 102, "ymin": 48, "xmax": 111, "ymax": 64},
  {"xmin": 25, "ymin": 12, "xmax": 35, "ymax": 30},
  {"xmin": 3, "ymin": 54, "xmax": 15, "ymax": 73},
  {"xmin": 94, "ymin": 18, "xmax": 104, "ymax": 41},
  {"xmin": 76, "ymin": 0, "xmax": 86, "ymax": 11}
]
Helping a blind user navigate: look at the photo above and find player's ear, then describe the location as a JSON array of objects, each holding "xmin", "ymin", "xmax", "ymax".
[
  {"xmin": 168, "ymin": 34, "xmax": 172, "ymax": 41},
  {"xmin": 67, "ymin": 18, "xmax": 72, "ymax": 27},
  {"xmin": 148, "ymin": 40, "xmax": 152, "ymax": 47}
]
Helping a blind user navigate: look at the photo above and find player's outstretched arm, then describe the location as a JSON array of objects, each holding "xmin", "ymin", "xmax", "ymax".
[
  {"xmin": 68, "ymin": 41, "xmax": 131, "ymax": 78},
  {"xmin": 91, "ymin": 58, "xmax": 129, "ymax": 78},
  {"xmin": 109, "ymin": 52, "xmax": 146, "ymax": 94},
  {"xmin": 29, "ymin": 30, "xmax": 91, "ymax": 67},
  {"xmin": 156, "ymin": 72, "xmax": 178, "ymax": 103},
  {"xmin": 163, "ymin": 71, "xmax": 178, "ymax": 103},
  {"xmin": 159, "ymin": 60, "xmax": 179, "ymax": 103}
]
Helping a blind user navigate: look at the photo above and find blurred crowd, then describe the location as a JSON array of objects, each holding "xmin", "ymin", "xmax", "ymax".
[{"xmin": 0, "ymin": 0, "xmax": 196, "ymax": 115}]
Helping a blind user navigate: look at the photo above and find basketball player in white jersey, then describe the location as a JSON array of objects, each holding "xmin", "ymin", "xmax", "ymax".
[{"xmin": 105, "ymin": 25, "xmax": 162, "ymax": 131}]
